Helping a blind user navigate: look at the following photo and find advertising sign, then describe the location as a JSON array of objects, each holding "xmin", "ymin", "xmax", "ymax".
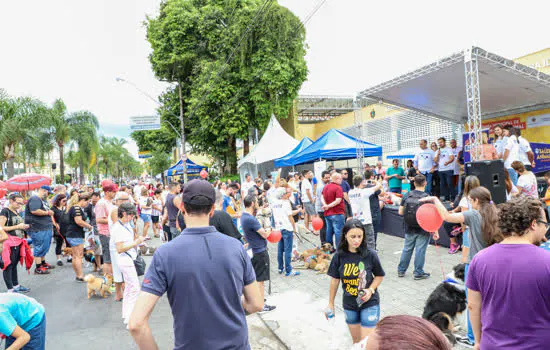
[
  {"xmin": 462, "ymin": 130, "xmax": 490, "ymax": 163},
  {"xmin": 130, "ymin": 116, "xmax": 161, "ymax": 131},
  {"xmin": 480, "ymin": 117, "xmax": 526, "ymax": 133},
  {"xmin": 531, "ymin": 143, "xmax": 550, "ymax": 174},
  {"xmin": 138, "ymin": 151, "xmax": 152, "ymax": 159}
]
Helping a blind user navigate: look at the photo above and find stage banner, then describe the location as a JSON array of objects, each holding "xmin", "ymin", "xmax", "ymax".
[
  {"xmin": 462, "ymin": 130, "xmax": 490, "ymax": 163},
  {"xmin": 532, "ymin": 143, "xmax": 550, "ymax": 174}
]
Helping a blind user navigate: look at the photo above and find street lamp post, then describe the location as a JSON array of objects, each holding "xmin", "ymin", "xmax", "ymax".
[{"xmin": 116, "ymin": 77, "xmax": 187, "ymax": 182}]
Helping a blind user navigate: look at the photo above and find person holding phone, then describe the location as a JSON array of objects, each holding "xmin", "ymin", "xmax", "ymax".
[{"xmin": 0, "ymin": 194, "xmax": 31, "ymax": 293}]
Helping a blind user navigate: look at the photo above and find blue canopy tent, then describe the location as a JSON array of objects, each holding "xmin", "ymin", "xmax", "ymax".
[
  {"xmin": 274, "ymin": 137, "xmax": 313, "ymax": 167},
  {"xmin": 166, "ymin": 159, "xmax": 208, "ymax": 177},
  {"xmin": 279, "ymin": 129, "xmax": 382, "ymax": 166},
  {"xmin": 385, "ymin": 149, "xmax": 416, "ymax": 160}
]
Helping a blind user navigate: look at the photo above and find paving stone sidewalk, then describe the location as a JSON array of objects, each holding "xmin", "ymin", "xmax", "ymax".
[{"xmin": 258, "ymin": 231, "xmax": 468, "ymax": 349}]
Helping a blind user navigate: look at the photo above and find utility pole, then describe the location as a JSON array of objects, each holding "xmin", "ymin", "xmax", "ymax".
[{"xmin": 178, "ymin": 81, "xmax": 188, "ymax": 183}]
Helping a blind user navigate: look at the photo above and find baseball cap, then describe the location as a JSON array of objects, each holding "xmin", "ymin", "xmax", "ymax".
[
  {"xmin": 103, "ymin": 183, "xmax": 118, "ymax": 192},
  {"xmin": 182, "ymin": 179, "xmax": 215, "ymax": 206},
  {"xmin": 40, "ymin": 185, "xmax": 54, "ymax": 194}
]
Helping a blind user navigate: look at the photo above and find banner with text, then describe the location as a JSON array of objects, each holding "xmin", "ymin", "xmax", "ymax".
[
  {"xmin": 532, "ymin": 143, "xmax": 550, "ymax": 174},
  {"xmin": 130, "ymin": 116, "xmax": 161, "ymax": 131},
  {"xmin": 462, "ymin": 130, "xmax": 490, "ymax": 163}
]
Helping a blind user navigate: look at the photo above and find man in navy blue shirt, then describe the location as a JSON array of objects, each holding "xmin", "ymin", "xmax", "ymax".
[
  {"xmin": 129, "ymin": 180, "xmax": 264, "ymax": 350},
  {"xmin": 240, "ymin": 195, "xmax": 276, "ymax": 313}
]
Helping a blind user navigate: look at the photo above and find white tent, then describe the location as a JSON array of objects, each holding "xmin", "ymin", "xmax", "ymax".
[{"xmin": 238, "ymin": 115, "xmax": 299, "ymax": 181}]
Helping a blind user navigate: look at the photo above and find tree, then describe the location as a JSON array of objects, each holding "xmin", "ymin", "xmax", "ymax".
[
  {"xmin": 68, "ymin": 112, "xmax": 99, "ymax": 184},
  {"xmin": 144, "ymin": 0, "xmax": 307, "ymax": 174},
  {"xmin": 45, "ymin": 99, "xmax": 99, "ymax": 183},
  {"xmin": 148, "ymin": 150, "xmax": 171, "ymax": 183},
  {"xmin": 0, "ymin": 90, "xmax": 49, "ymax": 178}
]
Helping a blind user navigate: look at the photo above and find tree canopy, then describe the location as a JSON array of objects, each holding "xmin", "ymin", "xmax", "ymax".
[{"xmin": 137, "ymin": 0, "xmax": 307, "ymax": 174}]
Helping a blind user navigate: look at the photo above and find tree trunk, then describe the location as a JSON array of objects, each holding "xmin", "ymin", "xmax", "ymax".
[
  {"xmin": 59, "ymin": 143, "xmax": 65, "ymax": 184},
  {"xmin": 228, "ymin": 137, "xmax": 238, "ymax": 175},
  {"xmin": 6, "ymin": 157, "xmax": 14, "ymax": 179},
  {"xmin": 5, "ymin": 143, "xmax": 15, "ymax": 178},
  {"xmin": 243, "ymin": 138, "xmax": 249, "ymax": 156},
  {"xmin": 79, "ymin": 159, "xmax": 85, "ymax": 184}
]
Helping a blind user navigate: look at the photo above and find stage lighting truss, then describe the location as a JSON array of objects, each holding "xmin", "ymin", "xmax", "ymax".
[{"xmin": 464, "ymin": 48, "xmax": 483, "ymax": 159}]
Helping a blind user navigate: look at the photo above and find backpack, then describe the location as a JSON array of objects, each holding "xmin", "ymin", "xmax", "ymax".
[{"xmin": 403, "ymin": 190, "xmax": 429, "ymax": 229}]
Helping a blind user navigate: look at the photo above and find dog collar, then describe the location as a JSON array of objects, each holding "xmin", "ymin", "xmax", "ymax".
[{"xmin": 443, "ymin": 278, "xmax": 465, "ymax": 291}]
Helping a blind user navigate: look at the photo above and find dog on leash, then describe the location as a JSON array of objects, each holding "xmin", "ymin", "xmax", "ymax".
[
  {"xmin": 256, "ymin": 207, "xmax": 272, "ymax": 230},
  {"xmin": 84, "ymin": 274, "xmax": 113, "ymax": 299},
  {"xmin": 139, "ymin": 245, "xmax": 157, "ymax": 256},
  {"xmin": 422, "ymin": 263, "xmax": 467, "ymax": 344}
]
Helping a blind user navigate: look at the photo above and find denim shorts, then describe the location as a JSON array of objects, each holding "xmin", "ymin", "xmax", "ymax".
[
  {"xmin": 140, "ymin": 213, "xmax": 152, "ymax": 223},
  {"xmin": 30, "ymin": 230, "xmax": 53, "ymax": 257},
  {"xmin": 6, "ymin": 314, "xmax": 46, "ymax": 350},
  {"xmin": 344, "ymin": 304, "xmax": 380, "ymax": 328},
  {"xmin": 67, "ymin": 237, "xmax": 84, "ymax": 247}
]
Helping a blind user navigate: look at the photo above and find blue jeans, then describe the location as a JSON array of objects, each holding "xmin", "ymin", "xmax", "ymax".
[
  {"xmin": 343, "ymin": 304, "xmax": 381, "ymax": 328},
  {"xmin": 389, "ymin": 187, "xmax": 402, "ymax": 194},
  {"xmin": 325, "ymin": 214, "xmax": 345, "ymax": 247},
  {"xmin": 372, "ymin": 213, "xmax": 381, "ymax": 249},
  {"xmin": 420, "ymin": 172, "xmax": 433, "ymax": 194},
  {"xmin": 465, "ymin": 264, "xmax": 474, "ymax": 344},
  {"xmin": 29, "ymin": 230, "xmax": 53, "ymax": 258},
  {"xmin": 6, "ymin": 314, "xmax": 46, "ymax": 350},
  {"xmin": 439, "ymin": 170, "xmax": 455, "ymax": 201},
  {"xmin": 507, "ymin": 167, "xmax": 518, "ymax": 186},
  {"xmin": 277, "ymin": 229, "xmax": 293, "ymax": 273},
  {"xmin": 397, "ymin": 233, "xmax": 430, "ymax": 276}
]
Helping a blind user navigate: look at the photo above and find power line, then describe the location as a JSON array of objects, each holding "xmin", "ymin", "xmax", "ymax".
[
  {"xmin": 186, "ymin": 0, "xmax": 275, "ymax": 121},
  {"xmin": 223, "ymin": 0, "xmax": 329, "ymax": 115}
]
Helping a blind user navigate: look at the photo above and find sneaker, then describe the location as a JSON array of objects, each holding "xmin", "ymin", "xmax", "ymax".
[
  {"xmin": 43, "ymin": 262, "xmax": 55, "ymax": 270},
  {"xmin": 110, "ymin": 285, "xmax": 116, "ymax": 293},
  {"xmin": 448, "ymin": 243, "xmax": 460, "ymax": 254},
  {"xmin": 414, "ymin": 272, "xmax": 431, "ymax": 280},
  {"xmin": 34, "ymin": 266, "xmax": 50, "ymax": 275},
  {"xmin": 75, "ymin": 277, "xmax": 85, "ymax": 283},
  {"xmin": 455, "ymin": 337, "xmax": 475, "ymax": 348},
  {"xmin": 397, "ymin": 272, "xmax": 405, "ymax": 278},
  {"xmin": 278, "ymin": 269, "xmax": 284, "ymax": 274},
  {"xmin": 285, "ymin": 270, "xmax": 300, "ymax": 277},
  {"xmin": 259, "ymin": 304, "xmax": 277, "ymax": 313},
  {"xmin": 56, "ymin": 260, "xmax": 63, "ymax": 267},
  {"xmin": 14, "ymin": 286, "xmax": 30, "ymax": 294},
  {"xmin": 67, "ymin": 257, "xmax": 72, "ymax": 263}
]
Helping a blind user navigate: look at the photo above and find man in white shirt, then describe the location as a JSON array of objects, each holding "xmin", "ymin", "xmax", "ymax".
[
  {"xmin": 434, "ymin": 137, "xmax": 455, "ymax": 201},
  {"xmin": 413, "ymin": 139, "xmax": 437, "ymax": 195},
  {"xmin": 271, "ymin": 188, "xmax": 300, "ymax": 277},
  {"xmin": 348, "ymin": 175, "xmax": 383, "ymax": 249},
  {"xmin": 450, "ymin": 139, "xmax": 462, "ymax": 190},
  {"xmin": 503, "ymin": 126, "xmax": 521, "ymax": 186},
  {"xmin": 300, "ymin": 170, "xmax": 316, "ymax": 232},
  {"xmin": 515, "ymin": 128, "xmax": 535, "ymax": 171},
  {"xmin": 241, "ymin": 174, "xmax": 254, "ymax": 200}
]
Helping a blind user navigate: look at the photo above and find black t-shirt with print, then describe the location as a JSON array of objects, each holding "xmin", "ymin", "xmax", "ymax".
[
  {"xmin": 66, "ymin": 206, "xmax": 87, "ymax": 238},
  {"xmin": 328, "ymin": 249, "xmax": 385, "ymax": 311},
  {"xmin": 0, "ymin": 208, "xmax": 25, "ymax": 237}
]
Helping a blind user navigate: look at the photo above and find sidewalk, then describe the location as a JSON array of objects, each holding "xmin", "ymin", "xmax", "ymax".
[{"xmin": 259, "ymin": 231, "xmax": 467, "ymax": 349}]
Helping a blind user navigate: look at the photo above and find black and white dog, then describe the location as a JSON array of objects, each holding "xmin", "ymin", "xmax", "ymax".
[{"xmin": 422, "ymin": 263, "xmax": 467, "ymax": 344}]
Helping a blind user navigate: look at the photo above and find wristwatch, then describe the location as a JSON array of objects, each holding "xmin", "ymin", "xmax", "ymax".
[{"xmin": 368, "ymin": 287, "xmax": 375, "ymax": 295}]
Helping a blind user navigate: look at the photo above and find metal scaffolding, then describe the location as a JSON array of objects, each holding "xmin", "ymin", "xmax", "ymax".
[
  {"xmin": 354, "ymin": 100, "xmax": 364, "ymax": 172},
  {"xmin": 464, "ymin": 48, "xmax": 483, "ymax": 159},
  {"xmin": 296, "ymin": 95, "xmax": 355, "ymax": 123}
]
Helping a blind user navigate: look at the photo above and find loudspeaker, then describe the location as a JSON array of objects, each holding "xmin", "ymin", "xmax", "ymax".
[
  {"xmin": 51, "ymin": 163, "xmax": 56, "ymax": 170},
  {"xmin": 465, "ymin": 160, "xmax": 507, "ymax": 204}
]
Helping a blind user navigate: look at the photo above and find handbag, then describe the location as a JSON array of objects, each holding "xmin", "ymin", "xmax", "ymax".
[{"xmin": 125, "ymin": 251, "xmax": 146, "ymax": 276}]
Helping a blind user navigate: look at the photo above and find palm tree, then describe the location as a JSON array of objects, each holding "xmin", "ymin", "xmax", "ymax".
[
  {"xmin": 0, "ymin": 90, "xmax": 48, "ymax": 178},
  {"xmin": 69, "ymin": 111, "xmax": 99, "ymax": 184},
  {"xmin": 45, "ymin": 99, "xmax": 99, "ymax": 183}
]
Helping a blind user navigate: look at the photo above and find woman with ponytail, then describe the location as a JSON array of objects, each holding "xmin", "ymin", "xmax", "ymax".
[{"xmin": 420, "ymin": 186, "xmax": 500, "ymax": 347}]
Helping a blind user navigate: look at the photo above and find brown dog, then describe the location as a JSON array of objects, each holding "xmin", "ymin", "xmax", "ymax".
[
  {"xmin": 62, "ymin": 247, "xmax": 73, "ymax": 257},
  {"xmin": 84, "ymin": 274, "xmax": 113, "ymax": 299}
]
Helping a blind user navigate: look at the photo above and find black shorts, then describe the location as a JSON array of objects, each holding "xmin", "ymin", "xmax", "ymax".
[
  {"xmin": 151, "ymin": 215, "xmax": 159, "ymax": 223},
  {"xmin": 251, "ymin": 250, "xmax": 270, "ymax": 282}
]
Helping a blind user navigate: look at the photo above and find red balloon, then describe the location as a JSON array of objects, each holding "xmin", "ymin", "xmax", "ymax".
[
  {"xmin": 416, "ymin": 203, "xmax": 443, "ymax": 233},
  {"xmin": 312, "ymin": 217, "xmax": 324, "ymax": 231},
  {"xmin": 267, "ymin": 230, "xmax": 282, "ymax": 243},
  {"xmin": 200, "ymin": 170, "xmax": 208, "ymax": 179},
  {"xmin": 0, "ymin": 188, "xmax": 6, "ymax": 199}
]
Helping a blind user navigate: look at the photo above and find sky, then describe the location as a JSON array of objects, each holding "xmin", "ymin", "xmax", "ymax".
[{"xmin": 1, "ymin": 0, "xmax": 549, "ymax": 159}]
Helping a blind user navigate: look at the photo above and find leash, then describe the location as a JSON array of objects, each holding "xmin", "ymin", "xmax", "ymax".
[{"xmin": 432, "ymin": 235, "xmax": 447, "ymax": 281}]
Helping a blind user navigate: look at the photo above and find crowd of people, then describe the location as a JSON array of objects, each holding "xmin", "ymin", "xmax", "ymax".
[{"xmin": 0, "ymin": 141, "xmax": 549, "ymax": 349}]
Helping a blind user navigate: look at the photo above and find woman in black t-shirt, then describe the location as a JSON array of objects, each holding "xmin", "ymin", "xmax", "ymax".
[
  {"xmin": 0, "ymin": 193, "xmax": 30, "ymax": 293},
  {"xmin": 327, "ymin": 219, "xmax": 385, "ymax": 345},
  {"xmin": 52, "ymin": 193, "xmax": 68, "ymax": 266},
  {"xmin": 66, "ymin": 193, "xmax": 93, "ymax": 282}
]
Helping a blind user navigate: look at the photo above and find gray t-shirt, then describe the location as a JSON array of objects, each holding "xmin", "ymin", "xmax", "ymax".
[
  {"xmin": 463, "ymin": 209, "xmax": 486, "ymax": 262},
  {"xmin": 142, "ymin": 226, "xmax": 256, "ymax": 350}
]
